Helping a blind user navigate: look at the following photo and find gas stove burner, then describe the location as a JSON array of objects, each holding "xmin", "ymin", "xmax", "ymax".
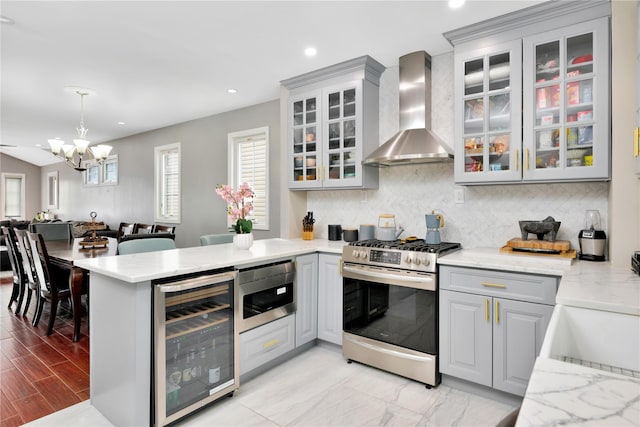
[{"xmin": 349, "ymin": 239, "xmax": 461, "ymax": 254}]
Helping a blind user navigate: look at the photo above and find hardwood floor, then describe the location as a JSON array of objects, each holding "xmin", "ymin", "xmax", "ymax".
[{"xmin": 0, "ymin": 275, "xmax": 89, "ymax": 427}]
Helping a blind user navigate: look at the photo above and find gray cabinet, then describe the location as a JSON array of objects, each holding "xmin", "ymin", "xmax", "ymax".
[
  {"xmin": 439, "ymin": 266, "xmax": 557, "ymax": 396},
  {"xmin": 239, "ymin": 315, "xmax": 295, "ymax": 376},
  {"xmin": 450, "ymin": 2, "xmax": 611, "ymax": 184},
  {"xmin": 282, "ymin": 56, "xmax": 384, "ymax": 190},
  {"xmin": 317, "ymin": 253, "xmax": 343, "ymax": 345},
  {"xmin": 295, "ymin": 253, "xmax": 318, "ymax": 346}
]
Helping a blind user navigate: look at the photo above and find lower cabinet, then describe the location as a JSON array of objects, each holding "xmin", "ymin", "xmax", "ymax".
[
  {"xmin": 317, "ymin": 253, "xmax": 343, "ymax": 345},
  {"xmin": 295, "ymin": 253, "xmax": 318, "ymax": 346},
  {"xmin": 439, "ymin": 266, "xmax": 557, "ymax": 396},
  {"xmin": 239, "ymin": 315, "xmax": 295, "ymax": 376}
]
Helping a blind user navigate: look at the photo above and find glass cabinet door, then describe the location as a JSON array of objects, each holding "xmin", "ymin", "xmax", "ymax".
[
  {"xmin": 291, "ymin": 94, "xmax": 320, "ymax": 187},
  {"xmin": 524, "ymin": 18, "xmax": 609, "ymax": 181},
  {"xmin": 457, "ymin": 40, "xmax": 522, "ymax": 183},
  {"xmin": 324, "ymin": 85, "xmax": 361, "ymax": 187}
]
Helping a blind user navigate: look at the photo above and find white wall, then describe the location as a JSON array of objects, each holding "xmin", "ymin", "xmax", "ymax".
[{"xmin": 307, "ymin": 53, "xmax": 609, "ymax": 252}]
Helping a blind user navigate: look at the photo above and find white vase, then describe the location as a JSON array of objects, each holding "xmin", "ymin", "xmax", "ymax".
[{"xmin": 233, "ymin": 232, "xmax": 253, "ymax": 249}]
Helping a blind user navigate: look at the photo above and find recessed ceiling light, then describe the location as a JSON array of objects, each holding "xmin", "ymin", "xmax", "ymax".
[
  {"xmin": 117, "ymin": 121, "xmax": 126, "ymax": 125},
  {"xmin": 0, "ymin": 16, "xmax": 15, "ymax": 25},
  {"xmin": 227, "ymin": 88, "xmax": 238, "ymax": 94},
  {"xmin": 305, "ymin": 47, "xmax": 317, "ymax": 57},
  {"xmin": 448, "ymin": 0, "xmax": 465, "ymax": 8},
  {"xmin": 35, "ymin": 144, "xmax": 42, "ymax": 147}
]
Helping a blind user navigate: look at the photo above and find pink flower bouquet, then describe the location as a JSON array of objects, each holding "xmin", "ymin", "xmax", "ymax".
[{"xmin": 215, "ymin": 182, "xmax": 255, "ymax": 234}]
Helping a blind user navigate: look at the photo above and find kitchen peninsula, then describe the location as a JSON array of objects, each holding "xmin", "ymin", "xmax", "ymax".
[{"xmin": 75, "ymin": 239, "xmax": 640, "ymax": 426}]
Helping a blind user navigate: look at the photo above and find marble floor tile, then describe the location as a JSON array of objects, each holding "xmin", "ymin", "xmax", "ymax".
[{"xmin": 24, "ymin": 344, "xmax": 518, "ymax": 426}]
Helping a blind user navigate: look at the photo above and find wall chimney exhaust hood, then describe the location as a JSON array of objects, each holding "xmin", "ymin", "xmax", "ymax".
[{"xmin": 363, "ymin": 51, "xmax": 453, "ymax": 167}]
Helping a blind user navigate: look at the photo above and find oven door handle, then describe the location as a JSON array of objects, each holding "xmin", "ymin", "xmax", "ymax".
[
  {"xmin": 342, "ymin": 264, "xmax": 436, "ymax": 291},
  {"xmin": 157, "ymin": 271, "xmax": 237, "ymax": 293}
]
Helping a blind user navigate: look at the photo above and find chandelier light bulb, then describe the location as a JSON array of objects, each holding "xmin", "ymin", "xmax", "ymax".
[
  {"xmin": 62, "ymin": 144, "xmax": 76, "ymax": 159},
  {"xmin": 73, "ymin": 138, "xmax": 90, "ymax": 155},
  {"xmin": 48, "ymin": 139, "xmax": 65, "ymax": 155}
]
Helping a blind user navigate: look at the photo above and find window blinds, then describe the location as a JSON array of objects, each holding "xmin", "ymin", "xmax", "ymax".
[
  {"xmin": 237, "ymin": 136, "xmax": 267, "ymax": 227},
  {"xmin": 162, "ymin": 148, "xmax": 180, "ymax": 218}
]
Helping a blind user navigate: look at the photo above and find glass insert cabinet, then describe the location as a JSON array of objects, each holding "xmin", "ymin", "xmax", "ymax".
[
  {"xmin": 283, "ymin": 55, "xmax": 384, "ymax": 190},
  {"xmin": 454, "ymin": 17, "xmax": 610, "ymax": 184}
]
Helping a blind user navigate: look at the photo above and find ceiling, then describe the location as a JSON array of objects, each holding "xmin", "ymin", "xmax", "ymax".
[{"xmin": 1, "ymin": 0, "xmax": 544, "ymax": 167}]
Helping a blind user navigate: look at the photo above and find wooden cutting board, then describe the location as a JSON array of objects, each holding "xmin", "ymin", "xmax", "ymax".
[
  {"xmin": 506, "ymin": 238, "xmax": 571, "ymax": 251},
  {"xmin": 501, "ymin": 238, "xmax": 576, "ymax": 259}
]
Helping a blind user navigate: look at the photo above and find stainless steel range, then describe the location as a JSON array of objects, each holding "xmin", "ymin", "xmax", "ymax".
[{"xmin": 342, "ymin": 239, "xmax": 461, "ymax": 387}]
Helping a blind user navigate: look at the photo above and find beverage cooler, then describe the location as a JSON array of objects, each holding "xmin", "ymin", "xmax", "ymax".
[{"xmin": 152, "ymin": 269, "xmax": 239, "ymax": 426}]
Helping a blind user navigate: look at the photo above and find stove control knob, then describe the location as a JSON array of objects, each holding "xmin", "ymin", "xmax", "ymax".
[
  {"xmin": 422, "ymin": 258, "xmax": 430, "ymax": 267},
  {"xmin": 413, "ymin": 258, "xmax": 421, "ymax": 266},
  {"xmin": 352, "ymin": 250, "xmax": 360, "ymax": 259},
  {"xmin": 404, "ymin": 255, "xmax": 412, "ymax": 264},
  {"xmin": 360, "ymin": 250, "xmax": 368, "ymax": 260}
]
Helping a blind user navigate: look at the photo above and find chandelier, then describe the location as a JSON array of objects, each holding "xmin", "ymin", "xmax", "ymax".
[{"xmin": 47, "ymin": 87, "xmax": 112, "ymax": 172}]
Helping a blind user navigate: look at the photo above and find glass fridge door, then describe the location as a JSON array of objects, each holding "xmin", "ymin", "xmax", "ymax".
[{"xmin": 154, "ymin": 270, "xmax": 238, "ymax": 426}]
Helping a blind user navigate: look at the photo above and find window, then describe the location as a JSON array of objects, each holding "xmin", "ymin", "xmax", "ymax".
[
  {"xmin": 154, "ymin": 142, "xmax": 181, "ymax": 223},
  {"xmin": 228, "ymin": 127, "xmax": 269, "ymax": 230},
  {"xmin": 2, "ymin": 173, "xmax": 26, "ymax": 219},
  {"xmin": 83, "ymin": 162, "xmax": 100, "ymax": 186},
  {"xmin": 102, "ymin": 155, "xmax": 118, "ymax": 185}
]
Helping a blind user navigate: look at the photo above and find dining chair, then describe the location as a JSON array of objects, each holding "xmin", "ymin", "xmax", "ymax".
[
  {"xmin": 117, "ymin": 222, "xmax": 137, "ymax": 240},
  {"xmin": 133, "ymin": 223, "xmax": 153, "ymax": 234},
  {"xmin": 117, "ymin": 237, "xmax": 176, "ymax": 255},
  {"xmin": 199, "ymin": 233, "xmax": 234, "ymax": 246},
  {"xmin": 26, "ymin": 232, "xmax": 79, "ymax": 336},
  {"xmin": 1, "ymin": 227, "xmax": 27, "ymax": 315},
  {"xmin": 14, "ymin": 229, "xmax": 39, "ymax": 319},
  {"xmin": 152, "ymin": 224, "xmax": 176, "ymax": 234},
  {"xmin": 28, "ymin": 222, "xmax": 73, "ymax": 242}
]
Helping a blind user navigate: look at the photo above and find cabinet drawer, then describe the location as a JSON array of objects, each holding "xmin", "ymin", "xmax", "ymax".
[
  {"xmin": 239, "ymin": 315, "xmax": 295, "ymax": 375},
  {"xmin": 440, "ymin": 266, "xmax": 558, "ymax": 305}
]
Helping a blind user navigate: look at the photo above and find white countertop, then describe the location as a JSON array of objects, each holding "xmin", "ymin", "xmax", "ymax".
[
  {"xmin": 517, "ymin": 357, "xmax": 640, "ymax": 426},
  {"xmin": 74, "ymin": 238, "xmax": 345, "ymax": 283},
  {"xmin": 438, "ymin": 247, "xmax": 640, "ymax": 316}
]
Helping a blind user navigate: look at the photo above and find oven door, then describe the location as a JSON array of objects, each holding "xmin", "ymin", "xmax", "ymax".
[{"xmin": 342, "ymin": 263, "xmax": 437, "ymax": 355}]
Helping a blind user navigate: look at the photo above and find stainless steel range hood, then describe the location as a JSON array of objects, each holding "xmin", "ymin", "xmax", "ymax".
[{"xmin": 363, "ymin": 51, "xmax": 453, "ymax": 167}]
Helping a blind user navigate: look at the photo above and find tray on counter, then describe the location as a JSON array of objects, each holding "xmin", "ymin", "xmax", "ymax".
[{"xmin": 501, "ymin": 238, "xmax": 576, "ymax": 259}]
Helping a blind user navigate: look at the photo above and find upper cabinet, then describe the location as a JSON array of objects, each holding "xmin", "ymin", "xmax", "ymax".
[
  {"xmin": 282, "ymin": 56, "xmax": 385, "ymax": 190},
  {"xmin": 455, "ymin": 41, "xmax": 523, "ymax": 183},
  {"xmin": 447, "ymin": 1, "xmax": 611, "ymax": 185}
]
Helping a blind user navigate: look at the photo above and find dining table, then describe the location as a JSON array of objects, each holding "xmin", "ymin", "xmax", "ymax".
[{"xmin": 45, "ymin": 237, "xmax": 118, "ymax": 341}]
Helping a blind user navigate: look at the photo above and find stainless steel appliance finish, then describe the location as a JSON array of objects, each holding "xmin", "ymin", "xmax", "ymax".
[
  {"xmin": 363, "ymin": 51, "xmax": 454, "ymax": 167},
  {"xmin": 237, "ymin": 260, "xmax": 296, "ymax": 333},
  {"xmin": 153, "ymin": 269, "xmax": 239, "ymax": 426},
  {"xmin": 342, "ymin": 239, "xmax": 461, "ymax": 387}
]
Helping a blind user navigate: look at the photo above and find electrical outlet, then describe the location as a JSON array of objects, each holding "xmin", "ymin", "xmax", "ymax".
[{"xmin": 454, "ymin": 188, "xmax": 465, "ymax": 204}]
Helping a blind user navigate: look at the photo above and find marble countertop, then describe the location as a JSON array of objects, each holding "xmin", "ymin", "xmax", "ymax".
[
  {"xmin": 74, "ymin": 238, "xmax": 345, "ymax": 283},
  {"xmin": 516, "ymin": 357, "xmax": 640, "ymax": 426},
  {"xmin": 438, "ymin": 248, "xmax": 640, "ymax": 316}
]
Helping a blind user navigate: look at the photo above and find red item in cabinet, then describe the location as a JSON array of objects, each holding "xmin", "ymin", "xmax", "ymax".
[
  {"xmin": 550, "ymin": 85, "xmax": 560, "ymax": 107},
  {"xmin": 567, "ymin": 82, "xmax": 580, "ymax": 105},
  {"xmin": 577, "ymin": 110, "xmax": 593, "ymax": 121},
  {"xmin": 571, "ymin": 54, "xmax": 593, "ymax": 64}
]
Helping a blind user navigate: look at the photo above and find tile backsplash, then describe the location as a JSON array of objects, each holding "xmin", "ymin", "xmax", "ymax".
[{"xmin": 307, "ymin": 52, "xmax": 609, "ymax": 251}]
